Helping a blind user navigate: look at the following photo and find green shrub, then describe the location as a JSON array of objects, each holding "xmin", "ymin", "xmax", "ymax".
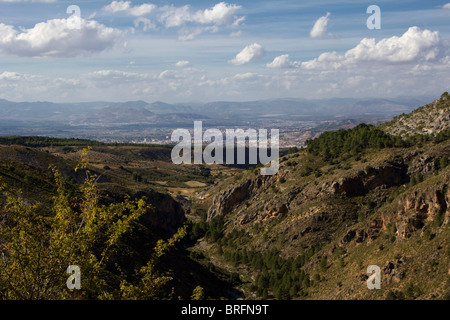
[
  {"xmin": 439, "ymin": 156, "xmax": 449, "ymax": 170},
  {"xmin": 305, "ymin": 123, "xmax": 407, "ymax": 161}
]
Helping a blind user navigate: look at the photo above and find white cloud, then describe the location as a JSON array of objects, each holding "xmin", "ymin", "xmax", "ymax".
[
  {"xmin": 159, "ymin": 70, "xmax": 179, "ymax": 79},
  {"xmin": 158, "ymin": 2, "xmax": 243, "ymax": 39},
  {"xmin": 310, "ymin": 12, "xmax": 330, "ymax": 38},
  {"xmin": 1, "ymin": 49, "xmax": 449, "ymax": 103},
  {"xmin": 0, "ymin": 18, "xmax": 123, "ymax": 57},
  {"xmin": 0, "ymin": 71, "xmax": 33, "ymax": 81},
  {"xmin": 134, "ymin": 17, "xmax": 156, "ymax": 31},
  {"xmin": 229, "ymin": 30, "xmax": 243, "ymax": 37},
  {"xmin": 0, "ymin": 71, "xmax": 77, "ymax": 101},
  {"xmin": 260, "ymin": 27, "xmax": 449, "ymax": 100},
  {"xmin": 443, "ymin": 3, "xmax": 450, "ymax": 9},
  {"xmin": 85, "ymin": 70, "xmax": 142, "ymax": 78},
  {"xmin": 103, "ymin": 1, "xmax": 131, "ymax": 13},
  {"xmin": 229, "ymin": 43, "xmax": 266, "ymax": 66},
  {"xmin": 232, "ymin": 16, "xmax": 246, "ymax": 28},
  {"xmin": 158, "ymin": 5, "xmax": 191, "ymax": 28},
  {"xmin": 267, "ymin": 54, "xmax": 297, "ymax": 69},
  {"xmin": 178, "ymin": 25, "xmax": 218, "ymax": 41},
  {"xmin": 103, "ymin": 1, "xmax": 155, "ymax": 16},
  {"xmin": 159, "ymin": 2, "xmax": 241, "ymax": 27},
  {"xmin": 300, "ymin": 27, "xmax": 442, "ymax": 70},
  {"xmin": 193, "ymin": 2, "xmax": 241, "ymax": 25},
  {"xmin": 128, "ymin": 3, "xmax": 156, "ymax": 16},
  {"xmin": 344, "ymin": 27, "xmax": 440, "ymax": 63},
  {"xmin": 84, "ymin": 70, "xmax": 150, "ymax": 85},
  {"xmin": 259, "ymin": 27, "xmax": 449, "ymax": 99},
  {"xmin": 77, "ymin": 67, "xmax": 208, "ymax": 100},
  {"xmin": 231, "ymin": 72, "xmax": 261, "ymax": 81},
  {"xmin": 175, "ymin": 60, "xmax": 191, "ymax": 68}
]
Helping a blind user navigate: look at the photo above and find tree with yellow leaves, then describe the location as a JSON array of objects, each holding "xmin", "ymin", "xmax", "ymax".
[{"xmin": 0, "ymin": 147, "xmax": 186, "ymax": 300}]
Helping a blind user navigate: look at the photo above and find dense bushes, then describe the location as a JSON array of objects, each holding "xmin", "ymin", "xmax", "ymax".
[
  {"xmin": 205, "ymin": 215, "xmax": 225, "ymax": 242},
  {"xmin": 0, "ymin": 136, "xmax": 102, "ymax": 147},
  {"xmin": 187, "ymin": 208, "xmax": 329, "ymax": 299},
  {"xmin": 305, "ymin": 124, "xmax": 406, "ymax": 161},
  {"xmin": 186, "ymin": 212, "xmax": 224, "ymax": 243},
  {"xmin": 220, "ymin": 246, "xmax": 314, "ymax": 299},
  {"xmin": 249, "ymin": 245, "xmax": 325, "ymax": 299}
]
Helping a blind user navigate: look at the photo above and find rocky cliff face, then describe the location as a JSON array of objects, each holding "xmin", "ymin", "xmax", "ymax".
[
  {"xmin": 136, "ymin": 190, "xmax": 186, "ymax": 235},
  {"xmin": 207, "ymin": 160, "xmax": 411, "ymax": 230},
  {"xmin": 206, "ymin": 143, "xmax": 449, "ymax": 249},
  {"xmin": 322, "ymin": 163, "xmax": 408, "ymax": 197},
  {"xmin": 338, "ymin": 176, "xmax": 449, "ymax": 248},
  {"xmin": 207, "ymin": 175, "xmax": 274, "ymax": 221},
  {"xmin": 385, "ymin": 183, "xmax": 449, "ymax": 240}
]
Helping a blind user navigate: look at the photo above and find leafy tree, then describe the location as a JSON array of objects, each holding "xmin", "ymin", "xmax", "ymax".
[
  {"xmin": 191, "ymin": 286, "xmax": 205, "ymax": 300},
  {"xmin": 0, "ymin": 147, "xmax": 186, "ymax": 300}
]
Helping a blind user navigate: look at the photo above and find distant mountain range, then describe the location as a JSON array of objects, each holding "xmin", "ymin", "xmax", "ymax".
[{"xmin": 0, "ymin": 96, "xmax": 434, "ymax": 127}]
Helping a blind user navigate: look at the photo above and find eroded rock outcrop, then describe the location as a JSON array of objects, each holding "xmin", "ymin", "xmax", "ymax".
[
  {"xmin": 324, "ymin": 164, "xmax": 408, "ymax": 197},
  {"xmin": 383, "ymin": 258, "xmax": 407, "ymax": 284},
  {"xmin": 340, "ymin": 182, "xmax": 449, "ymax": 245},
  {"xmin": 392, "ymin": 185, "xmax": 449, "ymax": 239},
  {"xmin": 136, "ymin": 190, "xmax": 186, "ymax": 235},
  {"xmin": 207, "ymin": 175, "xmax": 274, "ymax": 221}
]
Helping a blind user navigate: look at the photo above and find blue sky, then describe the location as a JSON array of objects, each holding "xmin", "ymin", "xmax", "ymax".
[{"xmin": 0, "ymin": 0, "xmax": 449, "ymax": 103}]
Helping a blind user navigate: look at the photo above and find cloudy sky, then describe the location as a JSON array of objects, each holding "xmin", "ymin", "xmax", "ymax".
[{"xmin": 0, "ymin": 0, "xmax": 449, "ymax": 103}]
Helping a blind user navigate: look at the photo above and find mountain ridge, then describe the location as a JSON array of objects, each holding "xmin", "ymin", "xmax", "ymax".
[{"xmin": 0, "ymin": 95, "xmax": 434, "ymax": 122}]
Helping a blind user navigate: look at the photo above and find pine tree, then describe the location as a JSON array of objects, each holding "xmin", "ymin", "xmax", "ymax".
[{"xmin": 439, "ymin": 156, "xmax": 449, "ymax": 170}]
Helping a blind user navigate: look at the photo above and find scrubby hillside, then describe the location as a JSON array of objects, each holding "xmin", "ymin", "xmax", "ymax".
[
  {"xmin": 381, "ymin": 92, "xmax": 450, "ymax": 138},
  {"xmin": 188, "ymin": 95, "xmax": 450, "ymax": 300}
]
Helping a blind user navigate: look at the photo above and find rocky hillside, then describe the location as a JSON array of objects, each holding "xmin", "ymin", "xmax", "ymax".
[
  {"xmin": 189, "ymin": 94, "xmax": 450, "ymax": 300},
  {"xmin": 1, "ymin": 94, "xmax": 449, "ymax": 300},
  {"xmin": 381, "ymin": 92, "xmax": 450, "ymax": 138}
]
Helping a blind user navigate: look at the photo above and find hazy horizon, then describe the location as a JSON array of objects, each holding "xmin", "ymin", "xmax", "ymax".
[{"xmin": 0, "ymin": 93, "xmax": 439, "ymax": 105}]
